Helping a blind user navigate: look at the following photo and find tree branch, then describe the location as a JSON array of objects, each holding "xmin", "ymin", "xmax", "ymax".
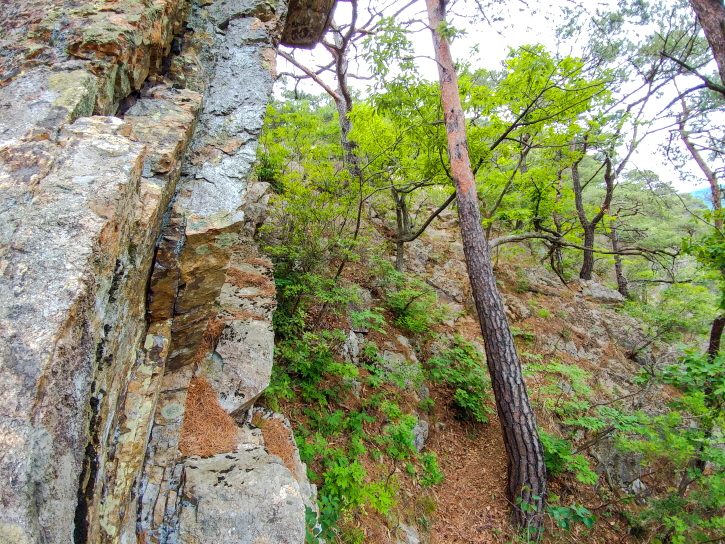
[
  {"xmin": 402, "ymin": 191, "xmax": 457, "ymax": 242},
  {"xmin": 278, "ymin": 50, "xmax": 340, "ymax": 101}
]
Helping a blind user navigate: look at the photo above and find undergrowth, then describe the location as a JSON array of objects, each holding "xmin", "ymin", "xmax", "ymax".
[{"xmin": 264, "ymin": 255, "xmax": 451, "ymax": 543}]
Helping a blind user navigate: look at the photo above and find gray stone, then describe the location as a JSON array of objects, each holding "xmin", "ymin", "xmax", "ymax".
[
  {"xmin": 179, "ymin": 448, "xmax": 305, "ymax": 544},
  {"xmin": 580, "ymin": 280, "xmax": 625, "ymax": 304},
  {"xmin": 343, "ymin": 329, "xmax": 361, "ymax": 364},
  {"xmin": 396, "ymin": 522, "xmax": 421, "ymax": 544},
  {"xmin": 243, "ymin": 181, "xmax": 273, "ymax": 235},
  {"xmin": 412, "ymin": 419, "xmax": 429, "ymax": 452},
  {"xmin": 501, "ymin": 293, "xmax": 532, "ymax": 322},
  {"xmin": 380, "ymin": 351, "xmax": 424, "ymax": 391},
  {"xmin": 165, "ymin": 0, "xmax": 287, "ymax": 370},
  {"xmin": 203, "ymin": 319, "xmax": 275, "ymax": 414},
  {"xmin": 208, "ymin": 0, "xmax": 260, "ymax": 27},
  {"xmin": 593, "ymin": 438, "xmax": 644, "ymax": 495},
  {"xmin": 0, "ymin": 117, "xmax": 148, "ymax": 544},
  {"xmin": 0, "ymin": 67, "xmax": 97, "ymax": 149},
  {"xmin": 521, "ymin": 265, "xmax": 561, "ymax": 290},
  {"xmin": 251, "ymin": 408, "xmax": 318, "ymax": 512},
  {"xmin": 427, "ymin": 260, "xmax": 468, "ymax": 303}
]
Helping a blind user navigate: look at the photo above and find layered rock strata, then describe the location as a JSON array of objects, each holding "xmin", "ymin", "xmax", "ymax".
[{"xmin": 0, "ymin": 0, "xmax": 335, "ymax": 542}]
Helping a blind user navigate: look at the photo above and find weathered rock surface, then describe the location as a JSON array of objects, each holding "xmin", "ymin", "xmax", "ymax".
[
  {"xmin": 201, "ymin": 255, "xmax": 277, "ymax": 415},
  {"xmin": 0, "ymin": 0, "xmax": 336, "ymax": 542},
  {"xmin": 396, "ymin": 522, "xmax": 421, "ymax": 544},
  {"xmin": 579, "ymin": 279, "xmax": 626, "ymax": 304},
  {"xmin": 179, "ymin": 448, "xmax": 306, "ymax": 544},
  {"xmin": 0, "ymin": 0, "xmax": 192, "ymax": 114},
  {"xmin": 0, "ymin": 115, "xmax": 148, "ymax": 544},
  {"xmin": 412, "ymin": 419, "xmax": 430, "ymax": 452}
]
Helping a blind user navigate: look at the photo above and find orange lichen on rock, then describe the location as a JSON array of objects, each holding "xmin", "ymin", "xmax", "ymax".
[{"xmin": 179, "ymin": 377, "xmax": 239, "ymax": 457}]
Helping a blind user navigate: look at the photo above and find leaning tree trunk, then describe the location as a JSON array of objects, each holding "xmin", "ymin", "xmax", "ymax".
[{"xmin": 425, "ymin": 0, "xmax": 547, "ymax": 535}]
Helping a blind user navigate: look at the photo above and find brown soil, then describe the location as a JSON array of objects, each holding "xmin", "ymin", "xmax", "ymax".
[{"xmin": 427, "ymin": 384, "xmax": 509, "ymax": 544}]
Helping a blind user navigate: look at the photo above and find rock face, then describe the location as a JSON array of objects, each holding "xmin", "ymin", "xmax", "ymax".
[
  {"xmin": 179, "ymin": 449, "xmax": 306, "ymax": 544},
  {"xmin": 0, "ymin": 0, "xmax": 335, "ymax": 543}
]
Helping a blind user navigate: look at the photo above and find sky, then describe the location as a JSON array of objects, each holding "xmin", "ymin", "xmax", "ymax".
[{"xmin": 276, "ymin": 0, "xmax": 715, "ymax": 193}]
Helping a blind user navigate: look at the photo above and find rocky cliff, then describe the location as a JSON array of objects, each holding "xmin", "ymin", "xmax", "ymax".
[{"xmin": 0, "ymin": 1, "xmax": 334, "ymax": 542}]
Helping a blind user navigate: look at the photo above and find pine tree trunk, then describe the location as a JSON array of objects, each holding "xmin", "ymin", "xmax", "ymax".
[
  {"xmin": 425, "ymin": 0, "xmax": 547, "ymax": 535},
  {"xmin": 393, "ymin": 187, "xmax": 409, "ymax": 272},
  {"xmin": 689, "ymin": 0, "xmax": 725, "ymax": 86}
]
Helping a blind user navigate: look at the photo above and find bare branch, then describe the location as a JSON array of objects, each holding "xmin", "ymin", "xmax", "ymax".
[{"xmin": 278, "ymin": 50, "xmax": 340, "ymax": 101}]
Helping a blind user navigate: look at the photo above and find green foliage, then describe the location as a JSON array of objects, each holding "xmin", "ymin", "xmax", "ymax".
[
  {"xmin": 361, "ymin": 16, "xmax": 416, "ymax": 87},
  {"xmin": 273, "ymin": 330, "xmax": 357, "ymax": 404},
  {"xmin": 426, "ymin": 337, "xmax": 494, "ymax": 422},
  {"xmin": 627, "ymin": 347, "xmax": 725, "ymax": 543},
  {"xmin": 539, "ymin": 431, "xmax": 598, "ymax": 485},
  {"xmin": 261, "ymin": 30, "xmax": 725, "ymax": 543},
  {"xmin": 663, "ymin": 346, "xmax": 725, "ymax": 399},
  {"xmin": 435, "ymin": 19, "xmax": 467, "ymax": 43},
  {"xmin": 350, "ymin": 307, "xmax": 387, "ymax": 334},
  {"xmin": 420, "ymin": 452, "xmax": 444, "ymax": 487},
  {"xmin": 418, "ymin": 397, "xmax": 435, "ymax": 412},
  {"xmin": 511, "ymin": 326, "xmax": 535, "ymax": 342},
  {"xmin": 375, "ymin": 259, "xmax": 444, "ymax": 333},
  {"xmin": 306, "ymin": 496, "xmax": 341, "ymax": 544},
  {"xmin": 255, "ymin": 152, "xmax": 282, "ymax": 191},
  {"xmin": 547, "ymin": 502, "xmax": 596, "ymax": 532},
  {"xmin": 272, "ymin": 318, "xmax": 444, "ymax": 541},
  {"xmin": 529, "ymin": 345, "xmax": 725, "ymax": 543},
  {"xmin": 622, "ymin": 285, "xmax": 716, "ymax": 348}
]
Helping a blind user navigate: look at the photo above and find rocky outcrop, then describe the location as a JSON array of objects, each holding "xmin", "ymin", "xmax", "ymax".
[
  {"xmin": 179, "ymin": 448, "xmax": 306, "ymax": 544},
  {"xmin": 0, "ymin": 0, "xmax": 336, "ymax": 542}
]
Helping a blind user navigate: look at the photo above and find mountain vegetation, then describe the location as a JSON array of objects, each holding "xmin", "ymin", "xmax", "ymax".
[{"xmin": 255, "ymin": 0, "xmax": 725, "ymax": 542}]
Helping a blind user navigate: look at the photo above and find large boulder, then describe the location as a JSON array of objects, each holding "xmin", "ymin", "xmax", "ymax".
[
  {"xmin": 179, "ymin": 448, "xmax": 306, "ymax": 544},
  {"xmin": 580, "ymin": 279, "xmax": 625, "ymax": 304}
]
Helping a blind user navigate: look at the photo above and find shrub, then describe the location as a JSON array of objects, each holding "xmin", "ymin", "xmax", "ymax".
[{"xmin": 426, "ymin": 337, "xmax": 494, "ymax": 422}]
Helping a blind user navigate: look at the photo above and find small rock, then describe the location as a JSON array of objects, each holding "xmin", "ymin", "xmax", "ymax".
[
  {"xmin": 412, "ymin": 419, "xmax": 429, "ymax": 452},
  {"xmin": 342, "ymin": 329, "xmax": 360, "ymax": 364},
  {"xmin": 396, "ymin": 522, "xmax": 420, "ymax": 544}
]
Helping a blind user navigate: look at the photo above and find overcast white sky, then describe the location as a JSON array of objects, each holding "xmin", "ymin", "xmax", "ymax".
[{"xmin": 277, "ymin": 0, "xmax": 713, "ymax": 192}]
